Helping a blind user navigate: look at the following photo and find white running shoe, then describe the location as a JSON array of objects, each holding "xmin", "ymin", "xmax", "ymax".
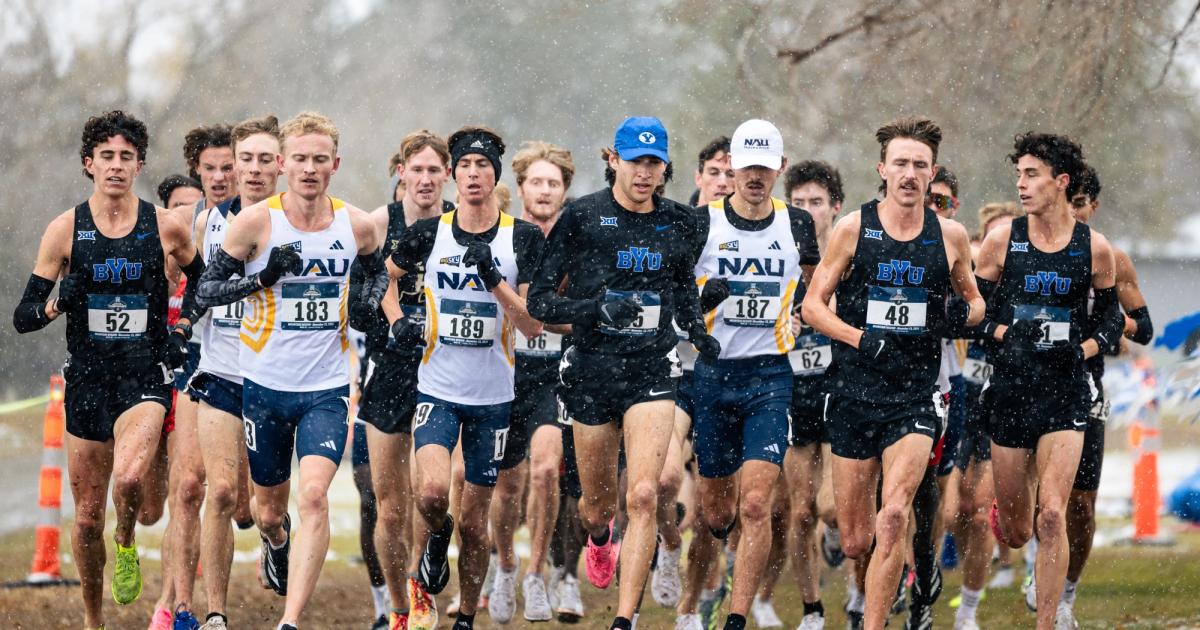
[
  {"xmin": 953, "ymin": 616, "xmax": 980, "ymax": 630},
  {"xmin": 555, "ymin": 574, "xmax": 584, "ymax": 622},
  {"xmin": 751, "ymin": 596, "xmax": 784, "ymax": 628},
  {"xmin": 675, "ymin": 613, "xmax": 703, "ymax": 630},
  {"xmin": 1024, "ymin": 574, "xmax": 1037, "ymax": 612},
  {"xmin": 1054, "ymin": 602, "xmax": 1079, "ymax": 630},
  {"xmin": 652, "ymin": 541, "xmax": 683, "ymax": 607},
  {"xmin": 445, "ymin": 592, "xmax": 461, "ymax": 617},
  {"xmin": 796, "ymin": 611, "xmax": 825, "ymax": 630},
  {"xmin": 478, "ymin": 552, "xmax": 498, "ymax": 609},
  {"xmin": 522, "ymin": 573, "xmax": 553, "ymax": 622},
  {"xmin": 488, "ymin": 564, "xmax": 518, "ymax": 623},
  {"xmin": 988, "ymin": 565, "xmax": 1015, "ymax": 589},
  {"xmin": 547, "ymin": 565, "xmax": 564, "ymax": 611}
]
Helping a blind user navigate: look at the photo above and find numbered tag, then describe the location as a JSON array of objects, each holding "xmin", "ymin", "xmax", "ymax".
[
  {"xmin": 213, "ymin": 300, "xmax": 245, "ymax": 328},
  {"xmin": 722, "ymin": 281, "xmax": 782, "ymax": 328},
  {"xmin": 87, "ymin": 294, "xmax": 148, "ymax": 341},
  {"xmin": 866, "ymin": 286, "xmax": 928, "ymax": 335},
  {"xmin": 789, "ymin": 333, "xmax": 832, "ymax": 376},
  {"xmin": 437, "ymin": 299, "xmax": 497, "ymax": 347},
  {"xmin": 962, "ymin": 357, "xmax": 992, "ymax": 385},
  {"xmin": 516, "ymin": 329, "xmax": 563, "ymax": 357},
  {"xmin": 281, "ymin": 283, "xmax": 340, "ymax": 330},
  {"xmin": 1014, "ymin": 304, "xmax": 1070, "ymax": 350},
  {"xmin": 599, "ymin": 290, "xmax": 661, "ymax": 337}
]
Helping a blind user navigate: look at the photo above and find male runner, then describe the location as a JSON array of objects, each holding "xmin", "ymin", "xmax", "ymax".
[
  {"xmin": 196, "ymin": 111, "xmax": 386, "ymax": 630},
  {"xmin": 14, "ymin": 110, "xmax": 203, "ymax": 630},
  {"xmin": 1052, "ymin": 165, "xmax": 1152, "ymax": 628},
  {"xmin": 187, "ymin": 114, "xmax": 283, "ymax": 630},
  {"xmin": 487, "ymin": 140, "xmax": 575, "ymax": 623},
  {"xmin": 801, "ymin": 117, "xmax": 984, "ymax": 630},
  {"xmin": 972, "ymin": 132, "xmax": 1123, "ymax": 630},
  {"xmin": 689, "ymin": 119, "xmax": 819, "ymax": 630},
  {"xmin": 158, "ymin": 175, "xmax": 203, "ymax": 210},
  {"xmin": 528, "ymin": 116, "xmax": 720, "ymax": 630},
  {"xmin": 351, "ymin": 129, "xmax": 453, "ymax": 630},
  {"xmin": 781, "ymin": 159, "xmax": 845, "ymax": 630},
  {"xmin": 383, "ymin": 126, "xmax": 545, "ymax": 630}
]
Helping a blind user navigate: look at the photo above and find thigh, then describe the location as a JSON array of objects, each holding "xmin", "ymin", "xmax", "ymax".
[
  {"xmin": 879, "ymin": 432, "xmax": 935, "ymax": 507},
  {"xmin": 831, "ymin": 454, "xmax": 879, "ymax": 530},
  {"xmin": 295, "ymin": 386, "xmax": 351, "ymax": 466},
  {"xmin": 459, "ymin": 402, "xmax": 512, "ymax": 488},
  {"xmin": 197, "ymin": 403, "xmax": 245, "ymax": 483},
  {"xmin": 242, "ymin": 382, "xmax": 300, "ymax": 488},
  {"xmin": 1035, "ymin": 430, "xmax": 1086, "ymax": 507},
  {"xmin": 529, "ymin": 423, "xmax": 563, "ymax": 470},
  {"xmin": 112, "ymin": 401, "xmax": 169, "ymax": 480},
  {"xmin": 990, "ymin": 442, "xmax": 1034, "ymax": 514},
  {"xmin": 67, "ymin": 433, "xmax": 114, "ymax": 518},
  {"xmin": 698, "ymin": 474, "xmax": 739, "ymax": 519},
  {"xmin": 166, "ymin": 396, "xmax": 204, "ymax": 484},
  {"xmin": 367, "ymin": 424, "xmax": 413, "ymax": 501},
  {"xmin": 622, "ymin": 399, "xmax": 675, "ymax": 487},
  {"xmin": 785, "ymin": 442, "xmax": 822, "ymax": 508},
  {"xmin": 572, "ymin": 419, "xmax": 622, "ymax": 501},
  {"xmin": 739, "ymin": 368, "xmax": 792, "ymax": 468}
]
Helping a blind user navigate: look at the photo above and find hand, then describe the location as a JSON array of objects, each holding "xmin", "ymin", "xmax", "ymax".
[
  {"xmin": 1043, "ymin": 340, "xmax": 1084, "ymax": 367},
  {"xmin": 56, "ymin": 272, "xmax": 86, "ymax": 312},
  {"xmin": 388, "ymin": 316, "xmax": 425, "ymax": 348},
  {"xmin": 945, "ymin": 296, "xmax": 970, "ymax": 334},
  {"xmin": 595, "ymin": 297, "xmax": 642, "ymax": 329},
  {"xmin": 348, "ymin": 298, "xmax": 378, "ymax": 331},
  {"xmin": 462, "ymin": 241, "xmax": 503, "ymax": 290},
  {"xmin": 1003, "ymin": 318, "xmax": 1043, "ymax": 346},
  {"xmin": 858, "ymin": 328, "xmax": 901, "ymax": 361},
  {"xmin": 164, "ymin": 329, "xmax": 189, "ymax": 370},
  {"xmin": 699, "ymin": 278, "xmax": 730, "ymax": 313},
  {"xmin": 258, "ymin": 246, "xmax": 303, "ymax": 288},
  {"xmin": 689, "ymin": 323, "xmax": 721, "ymax": 361}
]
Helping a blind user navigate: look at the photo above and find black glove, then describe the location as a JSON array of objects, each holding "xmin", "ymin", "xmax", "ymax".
[
  {"xmin": 1043, "ymin": 340, "xmax": 1084, "ymax": 368},
  {"xmin": 945, "ymin": 296, "xmax": 970, "ymax": 335},
  {"xmin": 858, "ymin": 328, "xmax": 901, "ymax": 361},
  {"xmin": 258, "ymin": 246, "xmax": 303, "ymax": 288},
  {"xmin": 595, "ymin": 296, "xmax": 642, "ymax": 330},
  {"xmin": 164, "ymin": 329, "xmax": 189, "ymax": 370},
  {"xmin": 688, "ymin": 323, "xmax": 722, "ymax": 361},
  {"xmin": 57, "ymin": 272, "xmax": 86, "ymax": 312},
  {"xmin": 462, "ymin": 241, "xmax": 503, "ymax": 290},
  {"xmin": 699, "ymin": 278, "xmax": 730, "ymax": 313},
  {"xmin": 1004, "ymin": 318, "xmax": 1043, "ymax": 347},
  {"xmin": 388, "ymin": 316, "xmax": 425, "ymax": 349}
]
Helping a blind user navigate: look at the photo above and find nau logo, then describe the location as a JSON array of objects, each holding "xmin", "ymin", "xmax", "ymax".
[
  {"xmin": 1011, "ymin": 241, "xmax": 1029, "ymax": 253},
  {"xmin": 744, "ymin": 137, "xmax": 771, "ymax": 148},
  {"xmin": 718, "ymin": 240, "xmax": 739, "ymax": 252},
  {"xmin": 600, "ymin": 216, "xmax": 618, "ymax": 227},
  {"xmin": 616, "ymin": 247, "xmax": 662, "ymax": 272},
  {"xmin": 875, "ymin": 259, "xmax": 925, "ymax": 286},
  {"xmin": 439, "ymin": 255, "xmax": 462, "ymax": 266},
  {"xmin": 301, "ymin": 258, "xmax": 349, "ymax": 277},
  {"xmin": 436, "ymin": 271, "xmax": 487, "ymax": 291},
  {"xmin": 1023, "ymin": 271, "xmax": 1071, "ymax": 296},
  {"xmin": 92, "ymin": 257, "xmax": 143, "ymax": 283},
  {"xmin": 76, "ymin": 230, "xmax": 96, "ymax": 241},
  {"xmin": 718, "ymin": 257, "xmax": 786, "ymax": 277},
  {"xmin": 864, "ymin": 228, "xmax": 883, "ymax": 240}
]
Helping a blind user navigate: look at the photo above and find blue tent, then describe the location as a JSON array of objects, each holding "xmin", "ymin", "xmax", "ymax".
[{"xmin": 1156, "ymin": 311, "xmax": 1200, "ymax": 351}]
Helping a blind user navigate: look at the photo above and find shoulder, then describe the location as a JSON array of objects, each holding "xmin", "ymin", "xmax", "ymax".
[
  {"xmin": 1088, "ymin": 227, "xmax": 1114, "ymax": 257},
  {"xmin": 369, "ymin": 203, "xmax": 391, "ymax": 224},
  {"xmin": 234, "ymin": 199, "xmax": 272, "ymax": 229},
  {"xmin": 938, "ymin": 216, "xmax": 970, "ymax": 243},
  {"xmin": 43, "ymin": 208, "xmax": 77, "ymax": 248},
  {"xmin": 786, "ymin": 204, "xmax": 816, "ymax": 230},
  {"xmin": 512, "ymin": 217, "xmax": 545, "ymax": 240}
]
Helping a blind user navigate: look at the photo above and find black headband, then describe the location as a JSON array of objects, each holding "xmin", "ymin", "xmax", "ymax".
[{"xmin": 450, "ymin": 132, "xmax": 503, "ymax": 180}]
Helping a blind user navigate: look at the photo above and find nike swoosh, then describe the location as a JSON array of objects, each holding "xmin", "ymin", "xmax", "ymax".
[
  {"xmin": 140, "ymin": 394, "xmax": 163, "ymax": 401},
  {"xmin": 648, "ymin": 388, "xmax": 672, "ymax": 396},
  {"xmin": 874, "ymin": 340, "xmax": 885, "ymax": 359},
  {"xmin": 921, "ymin": 239, "xmax": 938, "ymax": 245},
  {"xmin": 1068, "ymin": 250, "xmax": 1084, "ymax": 257},
  {"xmin": 655, "ymin": 225, "xmax": 672, "ymax": 231},
  {"xmin": 1073, "ymin": 420, "xmax": 1087, "ymax": 427},
  {"xmin": 136, "ymin": 231, "xmax": 154, "ymax": 240},
  {"xmin": 915, "ymin": 422, "xmax": 933, "ymax": 431}
]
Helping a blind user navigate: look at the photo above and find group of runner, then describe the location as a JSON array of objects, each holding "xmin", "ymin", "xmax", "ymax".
[{"xmin": 13, "ymin": 109, "xmax": 1152, "ymax": 630}]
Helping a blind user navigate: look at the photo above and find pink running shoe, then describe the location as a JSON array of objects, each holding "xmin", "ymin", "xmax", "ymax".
[
  {"xmin": 147, "ymin": 605, "xmax": 172, "ymax": 630},
  {"xmin": 585, "ymin": 522, "xmax": 618, "ymax": 589}
]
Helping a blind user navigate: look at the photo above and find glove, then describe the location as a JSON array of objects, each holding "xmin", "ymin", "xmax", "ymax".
[
  {"xmin": 858, "ymin": 328, "xmax": 901, "ymax": 361},
  {"xmin": 699, "ymin": 278, "xmax": 730, "ymax": 313},
  {"xmin": 56, "ymin": 272, "xmax": 86, "ymax": 312},
  {"xmin": 462, "ymin": 241, "xmax": 503, "ymax": 290},
  {"xmin": 1003, "ymin": 318, "xmax": 1043, "ymax": 347},
  {"xmin": 595, "ymin": 296, "xmax": 642, "ymax": 330},
  {"xmin": 164, "ymin": 329, "xmax": 189, "ymax": 370},
  {"xmin": 258, "ymin": 246, "xmax": 303, "ymax": 288},
  {"xmin": 688, "ymin": 323, "xmax": 722, "ymax": 361},
  {"xmin": 388, "ymin": 316, "xmax": 425, "ymax": 349},
  {"xmin": 945, "ymin": 296, "xmax": 970, "ymax": 335},
  {"xmin": 1043, "ymin": 340, "xmax": 1084, "ymax": 368}
]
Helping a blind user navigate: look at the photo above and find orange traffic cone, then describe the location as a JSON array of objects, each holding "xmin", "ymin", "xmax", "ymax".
[
  {"xmin": 1128, "ymin": 356, "xmax": 1172, "ymax": 545},
  {"xmin": 27, "ymin": 375, "xmax": 69, "ymax": 583}
]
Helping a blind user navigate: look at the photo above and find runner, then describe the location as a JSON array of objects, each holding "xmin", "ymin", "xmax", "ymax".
[
  {"xmin": 973, "ymin": 132, "xmax": 1123, "ymax": 630},
  {"xmin": 781, "ymin": 159, "xmax": 845, "ymax": 630},
  {"xmin": 528, "ymin": 116, "xmax": 719, "ymax": 630},
  {"xmin": 383, "ymin": 125, "xmax": 545, "ymax": 630},
  {"xmin": 14, "ymin": 110, "xmax": 204, "ymax": 630},
  {"xmin": 158, "ymin": 174, "xmax": 203, "ymax": 210},
  {"xmin": 187, "ymin": 114, "xmax": 283, "ymax": 630},
  {"xmin": 351, "ymin": 129, "xmax": 453, "ymax": 630},
  {"xmin": 487, "ymin": 140, "xmax": 575, "ymax": 624},
  {"xmin": 801, "ymin": 117, "xmax": 984, "ymax": 630},
  {"xmin": 689, "ymin": 119, "xmax": 819, "ymax": 630},
  {"xmin": 1054, "ymin": 164, "xmax": 1153, "ymax": 628},
  {"xmin": 196, "ymin": 111, "xmax": 386, "ymax": 630}
]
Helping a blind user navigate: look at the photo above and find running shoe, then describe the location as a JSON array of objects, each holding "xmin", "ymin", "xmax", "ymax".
[
  {"xmin": 1054, "ymin": 602, "xmax": 1079, "ymax": 630},
  {"xmin": 547, "ymin": 565, "xmax": 564, "ymax": 610},
  {"xmin": 953, "ymin": 617, "xmax": 981, "ymax": 630},
  {"xmin": 172, "ymin": 606, "xmax": 200, "ymax": 630},
  {"xmin": 948, "ymin": 588, "xmax": 985, "ymax": 608},
  {"xmin": 584, "ymin": 521, "xmax": 617, "ymax": 589},
  {"xmin": 821, "ymin": 526, "xmax": 845, "ymax": 568},
  {"xmin": 260, "ymin": 513, "xmax": 291, "ymax": 596},
  {"xmin": 674, "ymin": 613, "xmax": 703, "ymax": 630},
  {"xmin": 890, "ymin": 566, "xmax": 909, "ymax": 616},
  {"xmin": 368, "ymin": 614, "xmax": 387, "ymax": 630},
  {"xmin": 488, "ymin": 563, "xmax": 518, "ymax": 623},
  {"xmin": 797, "ymin": 612, "xmax": 825, "ymax": 630},
  {"xmin": 554, "ymin": 573, "xmax": 584, "ymax": 623},
  {"xmin": 750, "ymin": 596, "xmax": 783, "ymax": 628},
  {"xmin": 407, "ymin": 576, "xmax": 438, "ymax": 630},
  {"xmin": 1024, "ymin": 574, "xmax": 1037, "ymax": 612},
  {"xmin": 651, "ymin": 539, "xmax": 683, "ymax": 607},
  {"xmin": 987, "ymin": 565, "xmax": 1015, "ymax": 589},
  {"xmin": 445, "ymin": 592, "xmax": 460, "ymax": 618},
  {"xmin": 199, "ymin": 615, "xmax": 228, "ymax": 630},
  {"xmin": 417, "ymin": 516, "xmax": 453, "ymax": 595},
  {"xmin": 845, "ymin": 610, "xmax": 864, "ymax": 630},
  {"xmin": 478, "ymin": 551, "xmax": 497, "ymax": 609},
  {"xmin": 148, "ymin": 605, "xmax": 172, "ymax": 630},
  {"xmin": 112, "ymin": 542, "xmax": 143, "ymax": 605},
  {"xmin": 522, "ymin": 573, "xmax": 553, "ymax": 622},
  {"xmin": 912, "ymin": 565, "xmax": 942, "ymax": 607},
  {"xmin": 387, "ymin": 610, "xmax": 408, "ymax": 630},
  {"xmin": 904, "ymin": 602, "xmax": 933, "ymax": 630}
]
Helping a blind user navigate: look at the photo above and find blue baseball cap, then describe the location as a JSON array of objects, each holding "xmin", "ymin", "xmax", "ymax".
[{"xmin": 614, "ymin": 116, "xmax": 670, "ymax": 163}]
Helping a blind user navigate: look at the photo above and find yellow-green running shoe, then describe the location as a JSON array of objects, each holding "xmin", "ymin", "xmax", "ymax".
[
  {"xmin": 947, "ymin": 589, "xmax": 985, "ymax": 608},
  {"xmin": 112, "ymin": 542, "xmax": 142, "ymax": 604}
]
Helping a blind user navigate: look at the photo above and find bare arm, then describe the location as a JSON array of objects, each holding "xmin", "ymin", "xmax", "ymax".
[
  {"xmin": 495, "ymin": 283, "xmax": 543, "ymax": 339},
  {"xmin": 942, "ymin": 219, "xmax": 985, "ymax": 326},
  {"xmin": 1113, "ymin": 247, "xmax": 1152, "ymax": 343},
  {"xmin": 381, "ymin": 257, "xmax": 407, "ymax": 326},
  {"xmin": 800, "ymin": 212, "xmax": 863, "ymax": 347}
]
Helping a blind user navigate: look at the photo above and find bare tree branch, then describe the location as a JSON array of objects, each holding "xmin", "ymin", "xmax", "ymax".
[
  {"xmin": 775, "ymin": 4, "xmax": 917, "ymax": 65},
  {"xmin": 1153, "ymin": 0, "xmax": 1200, "ymax": 89}
]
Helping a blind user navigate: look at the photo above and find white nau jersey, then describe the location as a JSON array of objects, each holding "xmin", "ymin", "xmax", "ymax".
[
  {"xmin": 420, "ymin": 211, "xmax": 519, "ymax": 405},
  {"xmin": 197, "ymin": 202, "xmax": 243, "ymax": 383},
  {"xmin": 695, "ymin": 198, "xmax": 801, "ymax": 359},
  {"xmin": 239, "ymin": 194, "xmax": 355, "ymax": 392}
]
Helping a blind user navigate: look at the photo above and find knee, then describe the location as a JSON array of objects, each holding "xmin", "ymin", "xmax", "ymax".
[
  {"xmin": 1036, "ymin": 506, "xmax": 1065, "ymax": 543},
  {"xmin": 297, "ymin": 481, "xmax": 329, "ymax": 517},
  {"xmin": 495, "ymin": 470, "xmax": 523, "ymax": 499},
  {"xmin": 257, "ymin": 504, "xmax": 286, "ymax": 532},
  {"xmin": 842, "ymin": 533, "xmax": 871, "ymax": 560},
  {"xmin": 739, "ymin": 490, "xmax": 772, "ymax": 524},
  {"xmin": 75, "ymin": 514, "xmax": 105, "ymax": 542},
  {"xmin": 418, "ymin": 481, "xmax": 450, "ymax": 516},
  {"xmin": 529, "ymin": 459, "xmax": 559, "ymax": 492},
  {"xmin": 175, "ymin": 473, "xmax": 206, "ymax": 511},
  {"xmin": 1068, "ymin": 492, "xmax": 1095, "ymax": 524},
  {"xmin": 458, "ymin": 511, "xmax": 488, "ymax": 549},
  {"xmin": 701, "ymin": 505, "xmax": 736, "ymax": 535},
  {"xmin": 112, "ymin": 473, "xmax": 142, "ymax": 502},
  {"xmin": 207, "ymin": 480, "xmax": 239, "ymax": 516},
  {"xmin": 790, "ymin": 499, "xmax": 818, "ymax": 534},
  {"xmin": 968, "ymin": 508, "xmax": 990, "ymax": 536},
  {"xmin": 658, "ymin": 467, "xmax": 683, "ymax": 499},
  {"xmin": 625, "ymin": 479, "xmax": 658, "ymax": 517},
  {"xmin": 875, "ymin": 503, "xmax": 909, "ymax": 545},
  {"xmin": 579, "ymin": 497, "xmax": 615, "ymax": 531},
  {"xmin": 137, "ymin": 503, "xmax": 163, "ymax": 527}
]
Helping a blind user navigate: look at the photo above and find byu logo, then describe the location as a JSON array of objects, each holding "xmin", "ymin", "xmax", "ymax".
[
  {"xmin": 1011, "ymin": 241, "xmax": 1030, "ymax": 253},
  {"xmin": 1023, "ymin": 271, "xmax": 1072, "ymax": 296},
  {"xmin": 864, "ymin": 228, "xmax": 883, "ymax": 240},
  {"xmin": 92, "ymin": 257, "xmax": 143, "ymax": 284},
  {"xmin": 638, "ymin": 131, "xmax": 656, "ymax": 145},
  {"xmin": 875, "ymin": 259, "xmax": 925, "ymax": 286},
  {"xmin": 76, "ymin": 230, "xmax": 96, "ymax": 241},
  {"xmin": 615, "ymin": 247, "xmax": 662, "ymax": 272}
]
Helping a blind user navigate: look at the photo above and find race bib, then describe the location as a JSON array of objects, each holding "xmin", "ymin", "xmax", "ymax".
[
  {"xmin": 789, "ymin": 333, "xmax": 832, "ymax": 376},
  {"xmin": 282, "ymin": 283, "xmax": 340, "ymax": 330},
  {"xmin": 516, "ymin": 329, "xmax": 563, "ymax": 357},
  {"xmin": 962, "ymin": 357, "xmax": 992, "ymax": 385},
  {"xmin": 1014, "ymin": 304, "xmax": 1070, "ymax": 350},
  {"xmin": 866, "ymin": 285, "xmax": 927, "ymax": 335},
  {"xmin": 722, "ymin": 281, "xmax": 782, "ymax": 328},
  {"xmin": 213, "ymin": 300, "xmax": 245, "ymax": 328},
  {"xmin": 599, "ymin": 290, "xmax": 661, "ymax": 337},
  {"xmin": 437, "ymin": 299, "xmax": 497, "ymax": 347},
  {"xmin": 87, "ymin": 294, "xmax": 148, "ymax": 341}
]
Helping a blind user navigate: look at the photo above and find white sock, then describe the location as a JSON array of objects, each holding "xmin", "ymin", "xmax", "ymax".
[
  {"xmin": 827, "ymin": 525, "xmax": 841, "ymax": 546},
  {"xmin": 370, "ymin": 583, "xmax": 389, "ymax": 618},
  {"xmin": 848, "ymin": 589, "xmax": 866, "ymax": 614},
  {"xmin": 956, "ymin": 587, "xmax": 982, "ymax": 621},
  {"xmin": 1061, "ymin": 579, "xmax": 1078, "ymax": 606}
]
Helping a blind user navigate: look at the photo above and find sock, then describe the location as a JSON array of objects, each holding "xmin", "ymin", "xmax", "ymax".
[
  {"xmin": 205, "ymin": 613, "xmax": 228, "ymax": 625},
  {"xmin": 848, "ymin": 589, "xmax": 865, "ymax": 614},
  {"xmin": 956, "ymin": 587, "xmax": 981, "ymax": 621},
  {"xmin": 723, "ymin": 613, "xmax": 747, "ymax": 630},
  {"xmin": 370, "ymin": 584, "xmax": 389, "ymax": 617},
  {"xmin": 590, "ymin": 525, "xmax": 611, "ymax": 547},
  {"xmin": 826, "ymin": 525, "xmax": 841, "ymax": 546},
  {"xmin": 1061, "ymin": 579, "xmax": 1078, "ymax": 606},
  {"xmin": 269, "ymin": 535, "xmax": 287, "ymax": 550},
  {"xmin": 803, "ymin": 600, "xmax": 824, "ymax": 616},
  {"xmin": 452, "ymin": 612, "xmax": 474, "ymax": 629},
  {"xmin": 710, "ymin": 522, "xmax": 735, "ymax": 541},
  {"xmin": 610, "ymin": 616, "xmax": 633, "ymax": 630},
  {"xmin": 434, "ymin": 515, "xmax": 455, "ymax": 540}
]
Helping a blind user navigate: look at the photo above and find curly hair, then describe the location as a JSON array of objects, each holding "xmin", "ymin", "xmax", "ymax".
[
  {"xmin": 931, "ymin": 165, "xmax": 959, "ymax": 197},
  {"xmin": 1008, "ymin": 131, "xmax": 1087, "ymax": 198},
  {"xmin": 1075, "ymin": 163, "xmax": 1101, "ymax": 201},
  {"xmin": 79, "ymin": 110, "xmax": 149, "ymax": 180},
  {"xmin": 696, "ymin": 136, "xmax": 731, "ymax": 173},
  {"xmin": 183, "ymin": 124, "xmax": 233, "ymax": 177},
  {"xmin": 783, "ymin": 160, "xmax": 845, "ymax": 205},
  {"xmin": 156, "ymin": 174, "xmax": 201, "ymax": 207}
]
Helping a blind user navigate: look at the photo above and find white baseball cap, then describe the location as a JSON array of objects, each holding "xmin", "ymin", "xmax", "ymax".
[{"xmin": 730, "ymin": 119, "xmax": 784, "ymax": 170}]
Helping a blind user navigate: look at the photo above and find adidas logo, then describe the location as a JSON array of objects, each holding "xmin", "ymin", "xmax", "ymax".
[
  {"xmin": 471, "ymin": 140, "xmax": 484, "ymax": 149},
  {"xmin": 330, "ymin": 240, "xmax": 344, "ymax": 250},
  {"xmin": 764, "ymin": 443, "xmax": 781, "ymax": 455},
  {"xmin": 768, "ymin": 241, "xmax": 782, "ymax": 250},
  {"xmin": 321, "ymin": 440, "xmax": 337, "ymax": 450}
]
